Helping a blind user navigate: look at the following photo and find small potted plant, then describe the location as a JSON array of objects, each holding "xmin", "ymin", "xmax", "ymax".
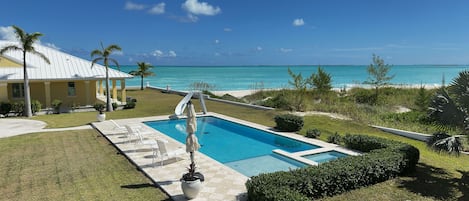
[
  {"xmin": 181, "ymin": 162, "xmax": 204, "ymax": 199},
  {"xmin": 94, "ymin": 103, "xmax": 106, "ymax": 122}
]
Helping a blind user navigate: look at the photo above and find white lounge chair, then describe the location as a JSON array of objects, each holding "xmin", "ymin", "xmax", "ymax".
[
  {"xmin": 135, "ymin": 130, "xmax": 159, "ymax": 164},
  {"xmin": 125, "ymin": 124, "xmax": 153, "ymax": 144},
  {"xmin": 156, "ymin": 139, "xmax": 185, "ymax": 166}
]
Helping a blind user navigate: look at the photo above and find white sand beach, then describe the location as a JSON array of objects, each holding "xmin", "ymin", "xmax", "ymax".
[{"xmin": 212, "ymin": 90, "xmax": 256, "ymax": 98}]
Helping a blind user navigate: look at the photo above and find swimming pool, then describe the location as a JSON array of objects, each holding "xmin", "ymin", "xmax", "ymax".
[
  {"xmin": 302, "ymin": 151, "xmax": 349, "ymax": 164},
  {"xmin": 145, "ymin": 116, "xmax": 318, "ymax": 176}
]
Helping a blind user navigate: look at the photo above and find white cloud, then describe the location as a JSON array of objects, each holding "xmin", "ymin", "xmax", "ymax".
[
  {"xmin": 0, "ymin": 26, "xmax": 18, "ymax": 41},
  {"xmin": 280, "ymin": 48, "xmax": 293, "ymax": 53},
  {"xmin": 187, "ymin": 14, "xmax": 199, "ymax": 22},
  {"xmin": 224, "ymin": 28, "xmax": 232, "ymax": 32},
  {"xmin": 152, "ymin": 50, "xmax": 164, "ymax": 57},
  {"xmin": 168, "ymin": 50, "xmax": 177, "ymax": 57},
  {"xmin": 293, "ymin": 18, "xmax": 305, "ymax": 26},
  {"xmin": 214, "ymin": 39, "xmax": 220, "ymax": 44},
  {"xmin": 182, "ymin": 0, "xmax": 221, "ymax": 16},
  {"xmin": 149, "ymin": 2, "xmax": 165, "ymax": 14},
  {"xmin": 124, "ymin": 1, "xmax": 146, "ymax": 10},
  {"xmin": 256, "ymin": 46, "xmax": 263, "ymax": 51},
  {"xmin": 152, "ymin": 50, "xmax": 176, "ymax": 58}
]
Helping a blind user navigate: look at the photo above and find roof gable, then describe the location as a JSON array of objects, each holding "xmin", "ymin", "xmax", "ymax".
[{"xmin": 0, "ymin": 55, "xmax": 22, "ymax": 67}]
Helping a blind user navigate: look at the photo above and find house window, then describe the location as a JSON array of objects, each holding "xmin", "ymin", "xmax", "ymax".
[
  {"xmin": 12, "ymin": 83, "xmax": 24, "ymax": 98},
  {"xmin": 68, "ymin": 82, "xmax": 76, "ymax": 96}
]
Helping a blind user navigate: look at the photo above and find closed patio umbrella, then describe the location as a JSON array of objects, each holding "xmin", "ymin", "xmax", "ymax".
[{"xmin": 185, "ymin": 101, "xmax": 200, "ymax": 171}]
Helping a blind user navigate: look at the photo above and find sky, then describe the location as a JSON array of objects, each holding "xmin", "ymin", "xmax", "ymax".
[{"xmin": 1, "ymin": 0, "xmax": 469, "ymax": 66}]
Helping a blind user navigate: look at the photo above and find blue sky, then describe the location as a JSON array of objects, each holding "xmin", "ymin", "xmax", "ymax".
[{"xmin": 1, "ymin": 0, "xmax": 469, "ymax": 65}]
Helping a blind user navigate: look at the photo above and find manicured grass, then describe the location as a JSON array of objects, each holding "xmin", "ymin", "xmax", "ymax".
[
  {"xmin": 0, "ymin": 129, "xmax": 169, "ymax": 201},
  {"xmin": 10, "ymin": 89, "xmax": 469, "ymax": 200}
]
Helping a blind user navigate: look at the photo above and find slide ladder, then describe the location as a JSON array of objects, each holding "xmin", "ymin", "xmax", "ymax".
[{"xmin": 174, "ymin": 92, "xmax": 207, "ymax": 116}]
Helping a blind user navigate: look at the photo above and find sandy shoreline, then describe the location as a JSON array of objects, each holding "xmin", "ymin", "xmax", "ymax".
[{"xmin": 212, "ymin": 83, "xmax": 442, "ymax": 98}]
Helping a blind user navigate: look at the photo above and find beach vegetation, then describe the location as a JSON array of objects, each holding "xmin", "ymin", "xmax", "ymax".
[
  {"xmin": 288, "ymin": 68, "xmax": 308, "ymax": 111},
  {"xmin": 91, "ymin": 43, "xmax": 122, "ymax": 112},
  {"xmin": 190, "ymin": 81, "xmax": 216, "ymax": 91},
  {"xmin": 305, "ymin": 128, "xmax": 321, "ymax": 138},
  {"xmin": 0, "ymin": 25, "xmax": 50, "ymax": 117},
  {"xmin": 327, "ymin": 132, "xmax": 342, "ymax": 144},
  {"xmin": 414, "ymin": 85, "xmax": 431, "ymax": 112},
  {"xmin": 308, "ymin": 66, "xmax": 332, "ymax": 93},
  {"xmin": 129, "ymin": 62, "xmax": 155, "ymax": 90},
  {"xmin": 363, "ymin": 54, "xmax": 395, "ymax": 100}
]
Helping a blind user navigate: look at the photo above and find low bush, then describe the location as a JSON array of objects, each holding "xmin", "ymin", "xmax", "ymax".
[
  {"xmin": 274, "ymin": 114, "xmax": 304, "ymax": 132},
  {"xmin": 31, "ymin": 100, "xmax": 41, "ymax": 115},
  {"xmin": 51, "ymin": 99, "xmax": 62, "ymax": 114},
  {"xmin": 124, "ymin": 100, "xmax": 136, "ymax": 109},
  {"xmin": 0, "ymin": 102, "xmax": 12, "ymax": 116},
  {"xmin": 112, "ymin": 102, "xmax": 118, "ymax": 110},
  {"xmin": 246, "ymin": 135, "xmax": 419, "ymax": 200},
  {"xmin": 351, "ymin": 88, "xmax": 377, "ymax": 105},
  {"xmin": 305, "ymin": 128, "xmax": 321, "ymax": 138},
  {"xmin": 11, "ymin": 101, "xmax": 24, "ymax": 116},
  {"xmin": 327, "ymin": 132, "xmax": 342, "ymax": 144},
  {"xmin": 262, "ymin": 94, "xmax": 290, "ymax": 110}
]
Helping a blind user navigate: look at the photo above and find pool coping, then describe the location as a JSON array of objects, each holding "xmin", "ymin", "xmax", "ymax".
[{"xmin": 92, "ymin": 112, "xmax": 359, "ymax": 201}]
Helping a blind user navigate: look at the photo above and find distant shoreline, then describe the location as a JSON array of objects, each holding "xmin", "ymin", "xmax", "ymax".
[{"xmin": 212, "ymin": 83, "xmax": 442, "ymax": 98}]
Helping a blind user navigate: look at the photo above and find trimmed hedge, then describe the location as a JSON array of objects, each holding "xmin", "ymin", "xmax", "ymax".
[
  {"xmin": 274, "ymin": 114, "xmax": 304, "ymax": 132},
  {"xmin": 246, "ymin": 134, "xmax": 419, "ymax": 201}
]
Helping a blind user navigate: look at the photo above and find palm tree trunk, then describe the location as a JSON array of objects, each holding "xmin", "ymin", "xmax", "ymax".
[
  {"xmin": 140, "ymin": 75, "xmax": 144, "ymax": 90},
  {"xmin": 23, "ymin": 51, "xmax": 32, "ymax": 117},
  {"xmin": 105, "ymin": 60, "xmax": 113, "ymax": 112}
]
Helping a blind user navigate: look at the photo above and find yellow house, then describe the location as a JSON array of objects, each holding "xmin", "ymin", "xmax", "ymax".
[{"xmin": 0, "ymin": 40, "xmax": 133, "ymax": 110}]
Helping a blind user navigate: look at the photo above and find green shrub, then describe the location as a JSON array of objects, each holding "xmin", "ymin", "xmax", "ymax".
[
  {"xmin": 246, "ymin": 135, "xmax": 419, "ymax": 200},
  {"xmin": 124, "ymin": 100, "xmax": 136, "ymax": 109},
  {"xmin": 274, "ymin": 114, "xmax": 304, "ymax": 132},
  {"xmin": 94, "ymin": 102, "xmax": 105, "ymax": 114},
  {"xmin": 0, "ymin": 102, "xmax": 12, "ymax": 116},
  {"xmin": 112, "ymin": 102, "xmax": 118, "ymax": 110},
  {"xmin": 262, "ymin": 94, "xmax": 290, "ymax": 109},
  {"xmin": 327, "ymin": 132, "xmax": 342, "ymax": 144},
  {"xmin": 306, "ymin": 128, "xmax": 321, "ymax": 138},
  {"xmin": 352, "ymin": 88, "xmax": 377, "ymax": 105},
  {"xmin": 11, "ymin": 101, "xmax": 24, "ymax": 116},
  {"xmin": 31, "ymin": 100, "xmax": 41, "ymax": 115},
  {"xmin": 51, "ymin": 99, "xmax": 62, "ymax": 114}
]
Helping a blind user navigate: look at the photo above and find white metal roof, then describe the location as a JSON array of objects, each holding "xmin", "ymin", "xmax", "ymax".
[{"xmin": 0, "ymin": 40, "xmax": 133, "ymax": 82}]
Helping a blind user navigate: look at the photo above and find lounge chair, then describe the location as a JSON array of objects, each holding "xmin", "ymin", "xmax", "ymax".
[
  {"xmin": 134, "ymin": 130, "xmax": 159, "ymax": 164},
  {"xmin": 156, "ymin": 139, "xmax": 185, "ymax": 166},
  {"xmin": 125, "ymin": 125, "xmax": 152, "ymax": 144}
]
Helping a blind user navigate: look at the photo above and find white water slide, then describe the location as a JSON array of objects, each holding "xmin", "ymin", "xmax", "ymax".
[{"xmin": 174, "ymin": 92, "xmax": 207, "ymax": 116}]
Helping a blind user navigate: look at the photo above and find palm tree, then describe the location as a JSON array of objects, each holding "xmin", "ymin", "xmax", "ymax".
[
  {"xmin": 91, "ymin": 43, "xmax": 121, "ymax": 112},
  {"xmin": 0, "ymin": 25, "xmax": 50, "ymax": 117},
  {"xmin": 129, "ymin": 62, "xmax": 155, "ymax": 90}
]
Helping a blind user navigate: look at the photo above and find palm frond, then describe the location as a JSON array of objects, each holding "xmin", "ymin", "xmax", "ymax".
[
  {"xmin": 0, "ymin": 46, "xmax": 22, "ymax": 55},
  {"xmin": 91, "ymin": 58, "xmax": 103, "ymax": 68},
  {"xmin": 108, "ymin": 58, "xmax": 120, "ymax": 70},
  {"xmin": 11, "ymin": 25, "xmax": 25, "ymax": 41},
  {"xmin": 90, "ymin": 49, "xmax": 103, "ymax": 57},
  {"xmin": 31, "ymin": 50, "xmax": 50, "ymax": 64}
]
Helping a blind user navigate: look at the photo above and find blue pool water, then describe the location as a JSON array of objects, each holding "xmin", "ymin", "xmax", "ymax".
[
  {"xmin": 303, "ymin": 151, "xmax": 349, "ymax": 164},
  {"xmin": 145, "ymin": 116, "xmax": 317, "ymax": 176}
]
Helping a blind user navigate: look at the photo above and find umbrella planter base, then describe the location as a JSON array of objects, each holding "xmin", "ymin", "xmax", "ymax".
[{"xmin": 181, "ymin": 172, "xmax": 204, "ymax": 199}]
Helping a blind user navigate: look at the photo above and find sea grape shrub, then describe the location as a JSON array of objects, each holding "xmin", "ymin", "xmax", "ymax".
[
  {"xmin": 112, "ymin": 102, "xmax": 118, "ymax": 110},
  {"xmin": 327, "ymin": 132, "xmax": 342, "ymax": 144},
  {"xmin": 124, "ymin": 100, "xmax": 136, "ymax": 109},
  {"xmin": 274, "ymin": 114, "xmax": 304, "ymax": 132},
  {"xmin": 11, "ymin": 101, "xmax": 24, "ymax": 116},
  {"xmin": 351, "ymin": 88, "xmax": 377, "ymax": 105},
  {"xmin": 306, "ymin": 128, "xmax": 321, "ymax": 138},
  {"xmin": 262, "ymin": 94, "xmax": 290, "ymax": 110},
  {"xmin": 246, "ymin": 135, "xmax": 419, "ymax": 200}
]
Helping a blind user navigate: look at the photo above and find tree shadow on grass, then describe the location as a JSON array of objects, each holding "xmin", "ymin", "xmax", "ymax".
[
  {"xmin": 398, "ymin": 163, "xmax": 469, "ymax": 200},
  {"xmin": 121, "ymin": 183, "xmax": 156, "ymax": 189}
]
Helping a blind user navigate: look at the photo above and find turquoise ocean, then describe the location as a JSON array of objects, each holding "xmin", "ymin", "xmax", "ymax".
[{"xmin": 116, "ymin": 65, "xmax": 469, "ymax": 91}]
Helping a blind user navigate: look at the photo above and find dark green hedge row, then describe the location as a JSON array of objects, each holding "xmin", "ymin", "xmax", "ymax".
[
  {"xmin": 274, "ymin": 114, "xmax": 304, "ymax": 132},
  {"xmin": 246, "ymin": 134, "xmax": 419, "ymax": 201}
]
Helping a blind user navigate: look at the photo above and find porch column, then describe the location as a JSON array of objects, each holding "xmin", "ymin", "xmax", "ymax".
[
  {"xmin": 84, "ymin": 81, "xmax": 90, "ymax": 105},
  {"xmin": 98, "ymin": 80, "xmax": 104, "ymax": 96},
  {"xmin": 112, "ymin": 80, "xmax": 117, "ymax": 102},
  {"xmin": 121, "ymin": 79, "xmax": 127, "ymax": 104},
  {"xmin": 44, "ymin": 82, "xmax": 51, "ymax": 108},
  {"xmin": 0, "ymin": 83, "xmax": 7, "ymax": 102}
]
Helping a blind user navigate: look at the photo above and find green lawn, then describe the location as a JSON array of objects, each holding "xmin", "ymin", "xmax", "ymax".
[
  {"xmin": 3, "ymin": 89, "xmax": 469, "ymax": 200},
  {"xmin": 0, "ymin": 129, "xmax": 169, "ymax": 201}
]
